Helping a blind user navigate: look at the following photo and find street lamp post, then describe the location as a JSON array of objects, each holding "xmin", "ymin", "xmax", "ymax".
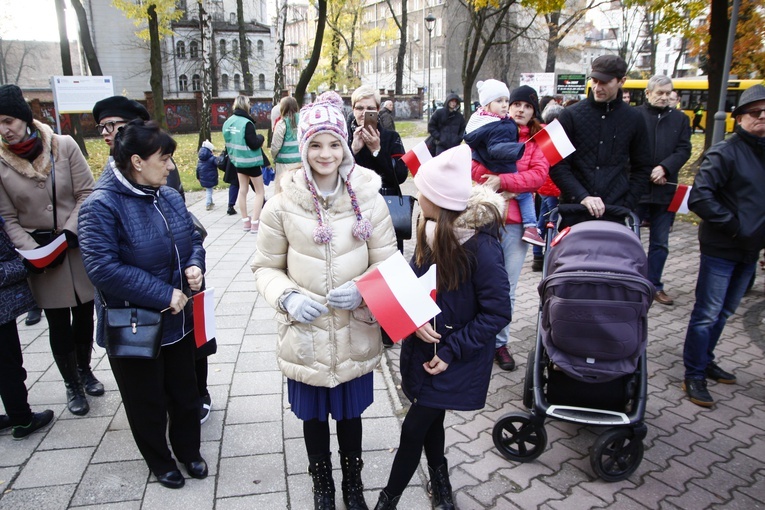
[{"xmin": 425, "ymin": 13, "xmax": 436, "ymax": 121}]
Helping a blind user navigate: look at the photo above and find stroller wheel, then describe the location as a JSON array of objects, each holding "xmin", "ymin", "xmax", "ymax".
[
  {"xmin": 492, "ymin": 412, "xmax": 547, "ymax": 462},
  {"xmin": 590, "ymin": 428, "xmax": 644, "ymax": 482},
  {"xmin": 522, "ymin": 349, "xmax": 535, "ymax": 409}
]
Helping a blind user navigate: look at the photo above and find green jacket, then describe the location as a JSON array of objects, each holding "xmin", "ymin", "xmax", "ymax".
[{"xmin": 223, "ymin": 114, "xmax": 264, "ymax": 168}]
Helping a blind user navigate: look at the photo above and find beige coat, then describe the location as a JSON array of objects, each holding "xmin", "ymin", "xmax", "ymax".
[
  {"xmin": 251, "ymin": 165, "xmax": 397, "ymax": 388},
  {"xmin": 0, "ymin": 121, "xmax": 95, "ymax": 308}
]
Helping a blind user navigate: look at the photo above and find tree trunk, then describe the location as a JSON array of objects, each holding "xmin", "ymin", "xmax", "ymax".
[
  {"xmin": 237, "ymin": 0, "xmax": 252, "ymax": 94},
  {"xmin": 273, "ymin": 0, "xmax": 287, "ymax": 103},
  {"xmin": 545, "ymin": 12, "xmax": 561, "ymax": 73},
  {"xmin": 295, "ymin": 0, "xmax": 327, "ymax": 107},
  {"xmin": 70, "ymin": 0, "xmax": 103, "ymax": 75},
  {"xmin": 148, "ymin": 4, "xmax": 166, "ymax": 129},
  {"xmin": 54, "ymin": 0, "xmax": 87, "ymax": 156},
  {"xmin": 706, "ymin": 0, "xmax": 727, "ymax": 150},
  {"xmin": 394, "ymin": 0, "xmax": 407, "ymax": 94},
  {"xmin": 197, "ymin": 0, "xmax": 212, "ymax": 147},
  {"xmin": 329, "ymin": 28, "xmax": 340, "ymax": 90}
]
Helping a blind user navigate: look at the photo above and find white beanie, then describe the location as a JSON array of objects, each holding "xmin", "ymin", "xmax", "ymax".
[
  {"xmin": 202, "ymin": 140, "xmax": 215, "ymax": 151},
  {"xmin": 414, "ymin": 145, "xmax": 472, "ymax": 212},
  {"xmin": 477, "ymin": 79, "xmax": 510, "ymax": 107}
]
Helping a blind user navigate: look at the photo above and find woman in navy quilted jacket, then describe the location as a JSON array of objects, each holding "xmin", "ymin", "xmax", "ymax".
[{"xmin": 78, "ymin": 120, "xmax": 207, "ymax": 490}]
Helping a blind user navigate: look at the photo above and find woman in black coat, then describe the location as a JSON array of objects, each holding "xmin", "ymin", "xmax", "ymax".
[{"xmin": 78, "ymin": 120, "xmax": 207, "ymax": 489}]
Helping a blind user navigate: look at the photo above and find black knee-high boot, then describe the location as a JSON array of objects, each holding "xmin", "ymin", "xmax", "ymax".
[
  {"xmin": 53, "ymin": 352, "xmax": 89, "ymax": 415},
  {"xmin": 75, "ymin": 342, "xmax": 104, "ymax": 396},
  {"xmin": 340, "ymin": 450, "xmax": 368, "ymax": 510},
  {"xmin": 308, "ymin": 453, "xmax": 335, "ymax": 510},
  {"xmin": 428, "ymin": 460, "xmax": 455, "ymax": 510}
]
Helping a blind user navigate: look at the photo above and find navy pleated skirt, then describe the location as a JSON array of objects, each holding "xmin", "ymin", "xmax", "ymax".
[{"xmin": 287, "ymin": 372, "xmax": 374, "ymax": 421}]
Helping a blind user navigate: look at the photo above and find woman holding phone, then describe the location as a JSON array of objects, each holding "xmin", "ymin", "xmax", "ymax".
[{"xmin": 347, "ymin": 85, "xmax": 409, "ymax": 253}]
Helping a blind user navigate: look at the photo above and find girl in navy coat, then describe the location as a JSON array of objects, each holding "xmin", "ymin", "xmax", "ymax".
[{"xmin": 374, "ymin": 145, "xmax": 512, "ymax": 510}]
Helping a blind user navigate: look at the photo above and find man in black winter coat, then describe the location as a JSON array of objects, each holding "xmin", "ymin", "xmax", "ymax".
[
  {"xmin": 550, "ymin": 55, "xmax": 652, "ymax": 225},
  {"xmin": 427, "ymin": 93, "xmax": 466, "ymax": 155},
  {"xmin": 635, "ymin": 75, "xmax": 692, "ymax": 306},
  {"xmin": 682, "ymin": 84, "xmax": 765, "ymax": 408}
]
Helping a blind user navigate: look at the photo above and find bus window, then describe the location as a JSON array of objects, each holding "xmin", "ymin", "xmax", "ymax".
[{"xmin": 725, "ymin": 91, "xmax": 738, "ymax": 112}]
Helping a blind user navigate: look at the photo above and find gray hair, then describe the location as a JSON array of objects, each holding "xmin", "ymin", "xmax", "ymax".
[
  {"xmin": 542, "ymin": 103, "xmax": 564, "ymax": 124},
  {"xmin": 646, "ymin": 75, "xmax": 673, "ymax": 92}
]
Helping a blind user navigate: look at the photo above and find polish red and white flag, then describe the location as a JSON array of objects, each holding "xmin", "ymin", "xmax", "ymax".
[
  {"xmin": 667, "ymin": 184, "xmax": 692, "ymax": 214},
  {"xmin": 528, "ymin": 119, "xmax": 576, "ymax": 167},
  {"xmin": 401, "ymin": 140, "xmax": 433, "ymax": 176},
  {"xmin": 356, "ymin": 252, "xmax": 441, "ymax": 342},
  {"xmin": 193, "ymin": 288, "xmax": 216, "ymax": 348},
  {"xmin": 419, "ymin": 264, "xmax": 437, "ymax": 302},
  {"xmin": 15, "ymin": 234, "xmax": 68, "ymax": 270}
]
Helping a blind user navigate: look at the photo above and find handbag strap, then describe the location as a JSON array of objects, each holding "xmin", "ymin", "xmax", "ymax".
[{"xmin": 49, "ymin": 152, "xmax": 58, "ymax": 233}]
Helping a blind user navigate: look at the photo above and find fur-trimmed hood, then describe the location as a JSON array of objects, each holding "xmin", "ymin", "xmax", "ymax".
[
  {"xmin": 281, "ymin": 163, "xmax": 383, "ymax": 214},
  {"xmin": 455, "ymin": 184, "xmax": 506, "ymax": 230},
  {"xmin": 0, "ymin": 120, "xmax": 57, "ymax": 182}
]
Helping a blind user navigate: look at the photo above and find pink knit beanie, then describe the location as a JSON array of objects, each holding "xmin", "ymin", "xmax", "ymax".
[
  {"xmin": 414, "ymin": 144, "xmax": 472, "ymax": 212},
  {"xmin": 297, "ymin": 91, "xmax": 373, "ymax": 244}
]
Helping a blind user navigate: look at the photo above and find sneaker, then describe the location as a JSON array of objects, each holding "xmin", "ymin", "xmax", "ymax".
[
  {"xmin": 0, "ymin": 414, "xmax": 10, "ymax": 432},
  {"xmin": 12, "ymin": 410, "xmax": 54, "ymax": 440},
  {"xmin": 227, "ymin": 206, "xmax": 237, "ymax": 216},
  {"xmin": 495, "ymin": 346, "xmax": 516, "ymax": 371},
  {"xmin": 521, "ymin": 227, "xmax": 545, "ymax": 246},
  {"xmin": 531, "ymin": 256, "xmax": 543, "ymax": 272},
  {"xmin": 250, "ymin": 220, "xmax": 259, "ymax": 234},
  {"xmin": 242, "ymin": 218, "xmax": 251, "ymax": 231},
  {"xmin": 200, "ymin": 394, "xmax": 212, "ymax": 425},
  {"xmin": 205, "ymin": 203, "xmax": 213, "ymax": 211},
  {"xmin": 705, "ymin": 362, "xmax": 736, "ymax": 384},
  {"xmin": 654, "ymin": 290, "xmax": 674, "ymax": 306},
  {"xmin": 682, "ymin": 379, "xmax": 714, "ymax": 407}
]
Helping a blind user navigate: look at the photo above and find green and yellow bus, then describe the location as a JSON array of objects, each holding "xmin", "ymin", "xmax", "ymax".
[{"xmin": 619, "ymin": 78, "xmax": 763, "ymax": 132}]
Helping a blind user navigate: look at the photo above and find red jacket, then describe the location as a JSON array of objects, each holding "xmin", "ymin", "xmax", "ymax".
[{"xmin": 471, "ymin": 124, "xmax": 550, "ymax": 224}]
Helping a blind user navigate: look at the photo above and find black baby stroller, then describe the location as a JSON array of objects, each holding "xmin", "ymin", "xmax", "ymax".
[{"xmin": 492, "ymin": 205, "xmax": 655, "ymax": 482}]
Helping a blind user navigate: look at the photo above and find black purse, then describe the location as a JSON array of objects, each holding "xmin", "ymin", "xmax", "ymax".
[
  {"xmin": 103, "ymin": 306, "xmax": 163, "ymax": 359},
  {"xmin": 381, "ymin": 165, "xmax": 415, "ymax": 240}
]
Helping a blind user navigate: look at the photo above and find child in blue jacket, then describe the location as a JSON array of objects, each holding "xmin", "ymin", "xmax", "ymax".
[
  {"xmin": 196, "ymin": 140, "xmax": 220, "ymax": 210},
  {"xmin": 373, "ymin": 145, "xmax": 512, "ymax": 509},
  {"xmin": 463, "ymin": 79, "xmax": 544, "ymax": 246}
]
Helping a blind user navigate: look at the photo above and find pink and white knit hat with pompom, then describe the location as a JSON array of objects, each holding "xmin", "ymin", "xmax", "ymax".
[{"xmin": 297, "ymin": 91, "xmax": 373, "ymax": 244}]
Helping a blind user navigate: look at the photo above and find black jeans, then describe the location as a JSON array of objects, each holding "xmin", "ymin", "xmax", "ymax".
[
  {"xmin": 43, "ymin": 300, "xmax": 95, "ymax": 356},
  {"xmin": 0, "ymin": 320, "xmax": 32, "ymax": 426},
  {"xmin": 109, "ymin": 333, "xmax": 201, "ymax": 475}
]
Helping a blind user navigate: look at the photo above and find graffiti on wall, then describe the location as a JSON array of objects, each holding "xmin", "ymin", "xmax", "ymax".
[
  {"xmin": 211, "ymin": 100, "xmax": 273, "ymax": 130},
  {"xmin": 165, "ymin": 104, "xmax": 196, "ymax": 131}
]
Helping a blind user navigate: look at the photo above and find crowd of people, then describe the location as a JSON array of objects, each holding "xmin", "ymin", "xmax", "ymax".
[{"xmin": 1, "ymin": 55, "xmax": 764, "ymax": 508}]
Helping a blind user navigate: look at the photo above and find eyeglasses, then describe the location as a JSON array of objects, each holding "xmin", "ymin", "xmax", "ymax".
[
  {"xmin": 96, "ymin": 120, "xmax": 125, "ymax": 134},
  {"xmin": 743, "ymin": 108, "xmax": 765, "ymax": 119}
]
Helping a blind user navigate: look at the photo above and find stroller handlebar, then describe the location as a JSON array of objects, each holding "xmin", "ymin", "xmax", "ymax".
[{"xmin": 556, "ymin": 203, "xmax": 634, "ymax": 218}]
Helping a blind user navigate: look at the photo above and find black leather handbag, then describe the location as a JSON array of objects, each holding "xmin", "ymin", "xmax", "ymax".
[
  {"xmin": 104, "ymin": 306, "xmax": 163, "ymax": 359},
  {"xmin": 382, "ymin": 163, "xmax": 415, "ymax": 240}
]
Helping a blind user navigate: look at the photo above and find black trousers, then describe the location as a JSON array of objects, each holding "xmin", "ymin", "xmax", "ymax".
[
  {"xmin": 43, "ymin": 300, "xmax": 95, "ymax": 356},
  {"xmin": 384, "ymin": 404, "xmax": 446, "ymax": 497},
  {"xmin": 109, "ymin": 333, "xmax": 201, "ymax": 475},
  {"xmin": 0, "ymin": 320, "xmax": 32, "ymax": 426}
]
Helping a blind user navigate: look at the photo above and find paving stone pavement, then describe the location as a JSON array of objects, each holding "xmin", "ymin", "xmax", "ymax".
[{"xmin": 1, "ymin": 162, "xmax": 764, "ymax": 509}]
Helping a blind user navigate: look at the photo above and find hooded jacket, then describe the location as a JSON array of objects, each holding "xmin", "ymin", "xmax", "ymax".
[
  {"xmin": 463, "ymin": 110, "xmax": 526, "ymax": 175},
  {"xmin": 251, "ymin": 165, "xmax": 398, "ymax": 388},
  {"xmin": 637, "ymin": 102, "xmax": 692, "ymax": 205},
  {"xmin": 78, "ymin": 162, "xmax": 205, "ymax": 347},
  {"xmin": 550, "ymin": 95, "xmax": 652, "ymax": 210},
  {"xmin": 196, "ymin": 146, "xmax": 219, "ymax": 188},
  {"xmin": 0, "ymin": 120, "xmax": 95, "ymax": 309},
  {"xmin": 400, "ymin": 186, "xmax": 512, "ymax": 411},
  {"xmin": 689, "ymin": 125, "xmax": 765, "ymax": 264},
  {"xmin": 428, "ymin": 93, "xmax": 467, "ymax": 154}
]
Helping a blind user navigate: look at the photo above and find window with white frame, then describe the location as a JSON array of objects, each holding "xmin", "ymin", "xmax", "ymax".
[
  {"xmin": 234, "ymin": 73, "xmax": 240, "ymax": 91},
  {"xmin": 176, "ymin": 41, "xmax": 186, "ymax": 59},
  {"xmin": 221, "ymin": 73, "xmax": 229, "ymax": 90},
  {"xmin": 189, "ymin": 40, "xmax": 199, "ymax": 58},
  {"xmin": 179, "ymin": 74, "xmax": 188, "ymax": 91},
  {"xmin": 434, "ymin": 49, "xmax": 442, "ymax": 68},
  {"xmin": 258, "ymin": 74, "xmax": 266, "ymax": 89},
  {"xmin": 233, "ymin": 39, "xmax": 239, "ymax": 57},
  {"xmin": 257, "ymin": 40, "xmax": 264, "ymax": 57},
  {"xmin": 192, "ymin": 74, "xmax": 201, "ymax": 91},
  {"xmin": 220, "ymin": 39, "xmax": 227, "ymax": 56}
]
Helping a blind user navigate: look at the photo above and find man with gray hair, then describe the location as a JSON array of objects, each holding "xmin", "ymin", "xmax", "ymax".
[
  {"xmin": 378, "ymin": 100, "xmax": 396, "ymax": 131},
  {"xmin": 635, "ymin": 75, "xmax": 692, "ymax": 306}
]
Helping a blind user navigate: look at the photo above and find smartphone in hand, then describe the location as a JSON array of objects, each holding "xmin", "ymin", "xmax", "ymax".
[{"xmin": 364, "ymin": 111, "xmax": 378, "ymax": 129}]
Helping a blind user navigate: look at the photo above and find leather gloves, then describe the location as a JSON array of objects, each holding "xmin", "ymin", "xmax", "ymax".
[
  {"xmin": 283, "ymin": 292, "xmax": 329, "ymax": 323},
  {"xmin": 63, "ymin": 229, "xmax": 79, "ymax": 249},
  {"xmin": 326, "ymin": 281, "xmax": 362, "ymax": 310}
]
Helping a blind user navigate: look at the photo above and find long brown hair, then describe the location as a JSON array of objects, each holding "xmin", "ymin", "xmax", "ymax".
[
  {"xmin": 527, "ymin": 117, "xmax": 543, "ymax": 137},
  {"xmin": 414, "ymin": 208, "xmax": 471, "ymax": 292}
]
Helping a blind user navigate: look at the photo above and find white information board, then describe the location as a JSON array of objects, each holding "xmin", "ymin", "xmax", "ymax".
[
  {"xmin": 519, "ymin": 73, "xmax": 556, "ymax": 97},
  {"xmin": 51, "ymin": 76, "xmax": 114, "ymax": 114}
]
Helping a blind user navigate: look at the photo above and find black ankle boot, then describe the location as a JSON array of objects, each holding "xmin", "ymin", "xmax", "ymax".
[
  {"xmin": 373, "ymin": 490, "xmax": 400, "ymax": 510},
  {"xmin": 308, "ymin": 453, "xmax": 335, "ymax": 510},
  {"xmin": 340, "ymin": 450, "xmax": 368, "ymax": 510},
  {"xmin": 76, "ymin": 343, "xmax": 104, "ymax": 396},
  {"xmin": 53, "ymin": 353, "xmax": 89, "ymax": 416},
  {"xmin": 428, "ymin": 460, "xmax": 455, "ymax": 510}
]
